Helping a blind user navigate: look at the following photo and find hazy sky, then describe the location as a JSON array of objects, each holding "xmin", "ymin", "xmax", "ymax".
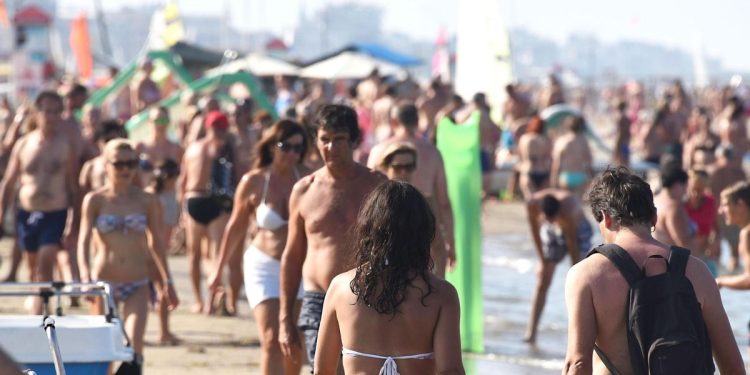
[{"xmin": 59, "ymin": 0, "xmax": 750, "ymax": 71}]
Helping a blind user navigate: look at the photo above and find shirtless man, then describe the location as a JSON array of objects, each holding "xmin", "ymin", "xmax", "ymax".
[
  {"xmin": 612, "ymin": 100, "xmax": 631, "ymax": 167},
  {"xmin": 563, "ymin": 167, "xmax": 742, "ymax": 374},
  {"xmin": 229, "ymin": 99, "xmax": 258, "ymax": 175},
  {"xmin": 370, "ymin": 84, "xmax": 396, "ymax": 144},
  {"xmin": 653, "ymin": 165, "xmax": 696, "ymax": 251},
  {"xmin": 539, "ymin": 74, "xmax": 565, "ymax": 109},
  {"xmin": 711, "ymin": 145, "xmax": 746, "ymax": 271},
  {"xmin": 180, "ymin": 111, "xmax": 240, "ymax": 313},
  {"xmin": 136, "ymin": 106, "xmax": 183, "ymax": 169},
  {"xmin": 367, "ymin": 102, "xmax": 455, "ymax": 277},
  {"xmin": 551, "ymin": 116, "xmax": 593, "ymax": 197},
  {"xmin": 416, "ymin": 79, "xmax": 450, "ymax": 139},
  {"xmin": 185, "ymin": 96, "xmax": 220, "ymax": 144},
  {"xmin": 131, "ymin": 59, "xmax": 161, "ymax": 115},
  {"xmin": 279, "ymin": 104, "xmax": 386, "ymax": 369},
  {"xmin": 0, "ymin": 91, "xmax": 78, "ymax": 314},
  {"xmin": 525, "ymin": 188, "xmax": 592, "ymax": 343}
]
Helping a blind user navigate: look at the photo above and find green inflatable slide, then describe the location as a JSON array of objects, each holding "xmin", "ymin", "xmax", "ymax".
[{"xmin": 436, "ymin": 111, "xmax": 484, "ymax": 353}]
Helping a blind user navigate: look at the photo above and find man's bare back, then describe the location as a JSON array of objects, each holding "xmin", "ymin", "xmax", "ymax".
[
  {"xmin": 182, "ymin": 138, "xmax": 229, "ymax": 194},
  {"xmin": 294, "ymin": 165, "xmax": 385, "ymax": 291},
  {"xmin": 571, "ymin": 241, "xmax": 719, "ymax": 374}
]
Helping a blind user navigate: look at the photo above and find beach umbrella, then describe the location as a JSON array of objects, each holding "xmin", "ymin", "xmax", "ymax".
[
  {"xmin": 540, "ymin": 104, "xmax": 612, "ymax": 153},
  {"xmin": 539, "ymin": 104, "xmax": 582, "ymax": 130},
  {"xmin": 207, "ymin": 53, "xmax": 299, "ymax": 77},
  {"xmin": 299, "ymin": 51, "xmax": 404, "ymax": 80}
]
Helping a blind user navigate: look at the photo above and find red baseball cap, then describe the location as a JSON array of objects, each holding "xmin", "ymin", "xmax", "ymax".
[{"xmin": 205, "ymin": 110, "xmax": 229, "ymax": 130}]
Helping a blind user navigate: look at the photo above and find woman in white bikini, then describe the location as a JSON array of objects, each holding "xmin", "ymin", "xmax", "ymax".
[
  {"xmin": 209, "ymin": 119, "xmax": 310, "ymax": 374},
  {"xmin": 77, "ymin": 139, "xmax": 178, "ymax": 368},
  {"xmin": 315, "ymin": 181, "xmax": 464, "ymax": 374}
]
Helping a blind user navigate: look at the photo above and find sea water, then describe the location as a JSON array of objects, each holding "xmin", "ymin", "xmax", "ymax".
[{"xmin": 474, "ymin": 230, "xmax": 750, "ymax": 374}]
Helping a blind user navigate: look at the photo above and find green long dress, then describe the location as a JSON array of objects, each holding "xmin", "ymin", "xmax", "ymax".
[{"xmin": 436, "ymin": 111, "xmax": 484, "ymax": 353}]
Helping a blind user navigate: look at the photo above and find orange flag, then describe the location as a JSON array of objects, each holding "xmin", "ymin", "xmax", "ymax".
[
  {"xmin": 69, "ymin": 13, "xmax": 93, "ymax": 79},
  {"xmin": 0, "ymin": 0, "xmax": 8, "ymax": 27}
]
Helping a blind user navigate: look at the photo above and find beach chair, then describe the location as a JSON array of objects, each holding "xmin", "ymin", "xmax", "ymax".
[{"xmin": 0, "ymin": 282, "xmax": 135, "ymax": 375}]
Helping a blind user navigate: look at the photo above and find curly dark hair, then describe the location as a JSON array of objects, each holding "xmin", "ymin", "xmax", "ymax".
[
  {"xmin": 350, "ymin": 181, "xmax": 435, "ymax": 315},
  {"xmin": 587, "ymin": 166, "xmax": 656, "ymax": 228},
  {"xmin": 253, "ymin": 119, "xmax": 309, "ymax": 169}
]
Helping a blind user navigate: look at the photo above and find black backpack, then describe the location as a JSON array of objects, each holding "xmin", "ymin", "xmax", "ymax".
[{"xmin": 587, "ymin": 244, "xmax": 714, "ymax": 375}]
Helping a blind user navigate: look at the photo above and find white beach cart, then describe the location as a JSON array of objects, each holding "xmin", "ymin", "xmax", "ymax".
[{"xmin": 0, "ymin": 282, "xmax": 135, "ymax": 375}]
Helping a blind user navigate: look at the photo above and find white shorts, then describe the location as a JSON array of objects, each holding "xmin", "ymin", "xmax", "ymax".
[{"xmin": 243, "ymin": 245, "xmax": 303, "ymax": 309}]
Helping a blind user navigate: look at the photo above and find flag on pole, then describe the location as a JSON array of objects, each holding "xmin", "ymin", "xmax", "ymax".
[
  {"xmin": 431, "ymin": 27, "xmax": 450, "ymax": 82},
  {"xmin": 70, "ymin": 12, "xmax": 93, "ymax": 80},
  {"xmin": 0, "ymin": 0, "xmax": 9, "ymax": 27}
]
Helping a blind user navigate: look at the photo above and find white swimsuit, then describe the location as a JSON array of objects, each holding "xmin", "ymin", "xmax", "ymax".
[
  {"xmin": 341, "ymin": 348, "xmax": 433, "ymax": 375},
  {"xmin": 255, "ymin": 169, "xmax": 299, "ymax": 231}
]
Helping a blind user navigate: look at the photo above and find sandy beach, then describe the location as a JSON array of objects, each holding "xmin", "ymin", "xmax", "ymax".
[{"xmin": 0, "ymin": 200, "xmax": 535, "ymax": 374}]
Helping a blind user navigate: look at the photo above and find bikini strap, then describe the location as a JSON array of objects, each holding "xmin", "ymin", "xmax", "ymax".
[
  {"xmin": 341, "ymin": 348, "xmax": 433, "ymax": 360},
  {"xmin": 261, "ymin": 171, "xmax": 271, "ymax": 204}
]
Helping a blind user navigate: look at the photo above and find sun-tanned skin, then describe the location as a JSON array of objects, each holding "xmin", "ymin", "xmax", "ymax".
[
  {"xmin": 0, "ymin": 93, "xmax": 78, "ymax": 314},
  {"xmin": 563, "ymin": 169, "xmax": 743, "ymax": 375},
  {"xmin": 279, "ymin": 119, "xmax": 386, "ymax": 366}
]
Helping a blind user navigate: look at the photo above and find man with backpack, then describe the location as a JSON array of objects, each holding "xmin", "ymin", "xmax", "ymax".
[{"xmin": 563, "ymin": 167, "xmax": 743, "ymax": 374}]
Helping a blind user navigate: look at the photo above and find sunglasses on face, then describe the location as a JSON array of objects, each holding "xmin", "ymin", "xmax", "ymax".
[
  {"xmin": 109, "ymin": 159, "xmax": 139, "ymax": 170},
  {"xmin": 277, "ymin": 141, "xmax": 304, "ymax": 154},
  {"xmin": 389, "ymin": 163, "xmax": 416, "ymax": 172}
]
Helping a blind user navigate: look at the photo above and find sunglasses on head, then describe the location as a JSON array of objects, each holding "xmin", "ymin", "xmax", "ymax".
[
  {"xmin": 110, "ymin": 159, "xmax": 139, "ymax": 170},
  {"xmin": 389, "ymin": 162, "xmax": 416, "ymax": 172},
  {"xmin": 277, "ymin": 141, "xmax": 304, "ymax": 154}
]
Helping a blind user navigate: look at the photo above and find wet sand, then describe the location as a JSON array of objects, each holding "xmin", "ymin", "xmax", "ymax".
[{"xmin": 0, "ymin": 200, "xmax": 535, "ymax": 374}]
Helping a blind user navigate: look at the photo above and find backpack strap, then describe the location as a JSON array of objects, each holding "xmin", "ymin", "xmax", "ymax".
[
  {"xmin": 668, "ymin": 246, "xmax": 690, "ymax": 276},
  {"xmin": 586, "ymin": 244, "xmax": 642, "ymax": 287},
  {"xmin": 594, "ymin": 345, "xmax": 623, "ymax": 375}
]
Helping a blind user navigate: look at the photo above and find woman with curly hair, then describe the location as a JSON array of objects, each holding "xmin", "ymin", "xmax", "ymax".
[{"xmin": 314, "ymin": 181, "xmax": 464, "ymax": 374}]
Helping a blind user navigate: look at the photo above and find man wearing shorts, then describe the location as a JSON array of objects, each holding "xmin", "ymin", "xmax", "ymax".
[
  {"xmin": 0, "ymin": 91, "xmax": 78, "ymax": 314},
  {"xmin": 279, "ymin": 104, "xmax": 386, "ymax": 370},
  {"xmin": 524, "ymin": 188, "xmax": 592, "ymax": 343}
]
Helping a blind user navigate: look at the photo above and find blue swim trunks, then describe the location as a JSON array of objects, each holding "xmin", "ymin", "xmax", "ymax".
[{"xmin": 16, "ymin": 209, "xmax": 68, "ymax": 252}]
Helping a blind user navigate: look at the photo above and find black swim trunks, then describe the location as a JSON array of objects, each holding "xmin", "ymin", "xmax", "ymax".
[
  {"xmin": 298, "ymin": 291, "xmax": 325, "ymax": 372},
  {"xmin": 528, "ymin": 171, "xmax": 550, "ymax": 189},
  {"xmin": 186, "ymin": 195, "xmax": 232, "ymax": 226}
]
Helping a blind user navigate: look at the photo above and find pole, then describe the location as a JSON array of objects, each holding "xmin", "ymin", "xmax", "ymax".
[
  {"xmin": 43, "ymin": 318, "xmax": 66, "ymax": 375},
  {"xmin": 93, "ymin": 0, "xmax": 113, "ymax": 59}
]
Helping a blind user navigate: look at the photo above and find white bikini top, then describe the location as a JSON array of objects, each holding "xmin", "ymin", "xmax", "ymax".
[
  {"xmin": 341, "ymin": 348, "xmax": 434, "ymax": 375},
  {"xmin": 256, "ymin": 168, "xmax": 299, "ymax": 231}
]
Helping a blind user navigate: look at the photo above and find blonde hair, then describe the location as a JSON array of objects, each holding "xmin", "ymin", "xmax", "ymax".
[
  {"xmin": 379, "ymin": 142, "xmax": 417, "ymax": 170},
  {"xmin": 688, "ymin": 168, "xmax": 710, "ymax": 186},
  {"xmin": 103, "ymin": 138, "xmax": 134, "ymax": 159}
]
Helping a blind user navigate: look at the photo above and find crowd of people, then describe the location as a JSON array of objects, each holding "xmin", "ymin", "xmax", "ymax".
[{"xmin": 0, "ymin": 63, "xmax": 749, "ymax": 374}]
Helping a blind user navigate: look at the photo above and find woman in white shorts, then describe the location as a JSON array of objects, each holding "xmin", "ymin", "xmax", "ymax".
[{"xmin": 209, "ymin": 119, "xmax": 310, "ymax": 374}]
